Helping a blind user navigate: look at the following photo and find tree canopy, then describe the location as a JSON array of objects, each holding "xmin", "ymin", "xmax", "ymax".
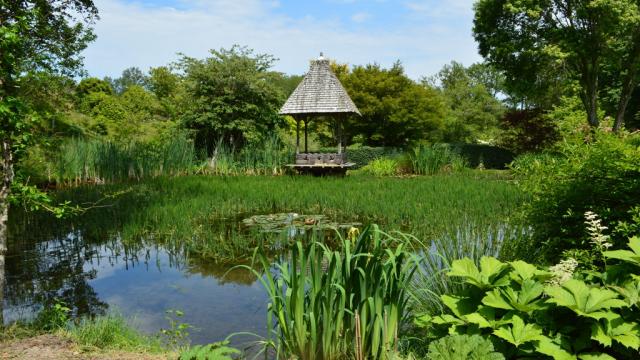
[
  {"xmin": 338, "ymin": 62, "xmax": 447, "ymax": 147},
  {"xmin": 474, "ymin": 0, "xmax": 640, "ymax": 130}
]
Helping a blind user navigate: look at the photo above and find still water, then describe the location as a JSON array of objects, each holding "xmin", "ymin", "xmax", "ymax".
[{"xmin": 3, "ymin": 212, "xmax": 270, "ymax": 347}]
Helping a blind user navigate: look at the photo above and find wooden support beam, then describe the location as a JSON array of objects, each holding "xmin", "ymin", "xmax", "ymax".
[
  {"xmin": 304, "ymin": 117, "xmax": 309, "ymax": 154},
  {"xmin": 295, "ymin": 117, "xmax": 300, "ymax": 154},
  {"xmin": 337, "ymin": 114, "xmax": 343, "ymax": 154}
]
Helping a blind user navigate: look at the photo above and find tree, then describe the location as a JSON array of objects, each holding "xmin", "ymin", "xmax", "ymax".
[
  {"xmin": 0, "ymin": 0, "xmax": 98, "ymax": 324},
  {"xmin": 339, "ymin": 62, "xmax": 447, "ymax": 147},
  {"xmin": 179, "ymin": 46, "xmax": 284, "ymax": 153},
  {"xmin": 106, "ymin": 67, "xmax": 148, "ymax": 95},
  {"xmin": 428, "ymin": 61, "xmax": 506, "ymax": 142},
  {"xmin": 76, "ymin": 77, "xmax": 113, "ymax": 98},
  {"xmin": 474, "ymin": 0, "xmax": 640, "ymax": 130}
]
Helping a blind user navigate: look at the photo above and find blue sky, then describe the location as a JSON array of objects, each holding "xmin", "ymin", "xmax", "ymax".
[{"xmin": 82, "ymin": 0, "xmax": 480, "ymax": 79}]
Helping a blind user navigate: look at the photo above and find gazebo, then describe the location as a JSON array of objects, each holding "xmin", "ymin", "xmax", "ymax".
[{"xmin": 280, "ymin": 53, "xmax": 361, "ymax": 175}]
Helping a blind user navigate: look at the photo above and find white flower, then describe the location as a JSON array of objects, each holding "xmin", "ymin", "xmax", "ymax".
[
  {"xmin": 548, "ymin": 258, "xmax": 578, "ymax": 286},
  {"xmin": 584, "ymin": 211, "xmax": 613, "ymax": 250}
]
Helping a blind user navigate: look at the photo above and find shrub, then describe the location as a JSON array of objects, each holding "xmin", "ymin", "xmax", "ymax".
[
  {"xmin": 498, "ymin": 109, "xmax": 559, "ymax": 154},
  {"xmin": 511, "ymin": 132, "xmax": 640, "ymax": 262},
  {"xmin": 416, "ymin": 234, "xmax": 640, "ymax": 359}
]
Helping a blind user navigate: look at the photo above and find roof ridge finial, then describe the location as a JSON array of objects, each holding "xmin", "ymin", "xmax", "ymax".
[{"xmin": 318, "ymin": 52, "xmax": 325, "ymax": 60}]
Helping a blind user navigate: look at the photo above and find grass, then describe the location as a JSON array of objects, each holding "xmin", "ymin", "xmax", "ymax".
[{"xmin": 66, "ymin": 314, "xmax": 165, "ymax": 353}]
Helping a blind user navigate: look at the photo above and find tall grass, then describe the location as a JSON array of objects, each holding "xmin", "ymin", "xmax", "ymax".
[
  {"xmin": 54, "ymin": 135, "xmax": 196, "ymax": 184},
  {"xmin": 208, "ymin": 136, "xmax": 293, "ymax": 176},
  {"xmin": 244, "ymin": 225, "xmax": 416, "ymax": 360},
  {"xmin": 408, "ymin": 144, "xmax": 467, "ymax": 175}
]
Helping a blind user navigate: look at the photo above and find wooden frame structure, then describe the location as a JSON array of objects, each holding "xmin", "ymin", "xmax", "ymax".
[{"xmin": 279, "ymin": 54, "xmax": 361, "ymax": 175}]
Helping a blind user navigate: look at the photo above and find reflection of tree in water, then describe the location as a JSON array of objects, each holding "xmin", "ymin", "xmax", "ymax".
[
  {"xmin": 3, "ymin": 203, "xmax": 267, "ymax": 324},
  {"xmin": 5, "ymin": 211, "xmax": 110, "ymax": 320}
]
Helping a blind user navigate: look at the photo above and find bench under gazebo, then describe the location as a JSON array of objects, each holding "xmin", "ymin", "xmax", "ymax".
[{"xmin": 279, "ymin": 53, "xmax": 361, "ymax": 175}]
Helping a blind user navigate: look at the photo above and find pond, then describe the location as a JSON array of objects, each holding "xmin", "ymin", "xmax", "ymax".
[
  {"xmin": 2, "ymin": 208, "xmax": 357, "ymax": 348},
  {"xmin": 2, "ymin": 175, "xmax": 523, "ymax": 349}
]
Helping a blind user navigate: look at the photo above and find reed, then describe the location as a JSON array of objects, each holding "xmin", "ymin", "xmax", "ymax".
[
  {"xmin": 242, "ymin": 225, "xmax": 416, "ymax": 360},
  {"xmin": 53, "ymin": 135, "xmax": 196, "ymax": 184},
  {"xmin": 408, "ymin": 144, "xmax": 467, "ymax": 175}
]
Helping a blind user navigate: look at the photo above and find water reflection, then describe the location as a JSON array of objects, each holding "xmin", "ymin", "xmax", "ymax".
[{"xmin": 4, "ymin": 210, "xmax": 268, "ymax": 346}]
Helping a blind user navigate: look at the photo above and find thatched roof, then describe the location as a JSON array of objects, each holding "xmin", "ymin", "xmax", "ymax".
[{"xmin": 279, "ymin": 54, "xmax": 361, "ymax": 116}]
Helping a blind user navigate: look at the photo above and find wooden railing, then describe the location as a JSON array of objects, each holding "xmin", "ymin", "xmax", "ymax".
[{"xmin": 295, "ymin": 153, "xmax": 346, "ymax": 165}]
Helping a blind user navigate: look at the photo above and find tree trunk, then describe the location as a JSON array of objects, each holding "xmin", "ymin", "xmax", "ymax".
[
  {"xmin": 0, "ymin": 139, "xmax": 13, "ymax": 326},
  {"xmin": 580, "ymin": 66, "xmax": 600, "ymax": 128},
  {"xmin": 614, "ymin": 33, "xmax": 640, "ymax": 132}
]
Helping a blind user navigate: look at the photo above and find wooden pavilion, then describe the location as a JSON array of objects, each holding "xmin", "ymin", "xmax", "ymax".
[{"xmin": 279, "ymin": 53, "xmax": 361, "ymax": 175}]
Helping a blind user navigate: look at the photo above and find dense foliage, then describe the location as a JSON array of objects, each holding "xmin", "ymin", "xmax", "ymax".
[
  {"xmin": 512, "ymin": 132, "xmax": 640, "ymax": 262},
  {"xmin": 417, "ymin": 232, "xmax": 640, "ymax": 359}
]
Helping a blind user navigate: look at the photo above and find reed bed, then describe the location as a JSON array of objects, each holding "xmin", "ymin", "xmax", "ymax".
[
  {"xmin": 46, "ymin": 174, "xmax": 525, "ymax": 262},
  {"xmin": 53, "ymin": 136, "xmax": 196, "ymax": 184}
]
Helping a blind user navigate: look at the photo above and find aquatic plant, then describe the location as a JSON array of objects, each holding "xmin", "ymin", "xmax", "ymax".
[
  {"xmin": 243, "ymin": 225, "xmax": 416, "ymax": 360},
  {"xmin": 408, "ymin": 144, "xmax": 466, "ymax": 175}
]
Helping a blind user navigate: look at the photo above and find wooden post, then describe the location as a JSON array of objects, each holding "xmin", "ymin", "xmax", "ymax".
[
  {"xmin": 295, "ymin": 117, "xmax": 300, "ymax": 154},
  {"xmin": 304, "ymin": 116, "xmax": 309, "ymax": 154},
  {"xmin": 337, "ymin": 114, "xmax": 343, "ymax": 154}
]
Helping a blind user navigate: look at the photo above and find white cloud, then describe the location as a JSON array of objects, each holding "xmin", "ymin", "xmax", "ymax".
[{"xmin": 82, "ymin": 0, "xmax": 481, "ymax": 80}]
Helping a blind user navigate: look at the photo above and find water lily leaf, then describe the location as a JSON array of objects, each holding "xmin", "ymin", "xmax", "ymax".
[
  {"xmin": 546, "ymin": 279, "xmax": 626, "ymax": 320},
  {"xmin": 493, "ymin": 315, "xmax": 544, "ymax": 347},
  {"xmin": 534, "ymin": 336, "xmax": 576, "ymax": 360}
]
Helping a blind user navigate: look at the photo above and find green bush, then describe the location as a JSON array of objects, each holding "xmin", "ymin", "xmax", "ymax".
[
  {"xmin": 511, "ymin": 132, "xmax": 640, "ymax": 262},
  {"xmin": 416, "ymin": 234, "xmax": 640, "ymax": 359},
  {"xmin": 318, "ymin": 146, "xmax": 396, "ymax": 169}
]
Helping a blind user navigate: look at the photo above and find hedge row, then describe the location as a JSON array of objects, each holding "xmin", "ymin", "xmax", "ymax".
[{"xmin": 319, "ymin": 144, "xmax": 514, "ymax": 169}]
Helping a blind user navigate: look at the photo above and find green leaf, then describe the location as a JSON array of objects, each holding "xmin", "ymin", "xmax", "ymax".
[
  {"xmin": 448, "ymin": 257, "xmax": 510, "ymax": 289},
  {"xmin": 492, "ymin": 315, "xmax": 544, "ymax": 347},
  {"xmin": 534, "ymin": 336, "xmax": 577, "ymax": 360},
  {"xmin": 591, "ymin": 317, "xmax": 640, "ymax": 349},
  {"xmin": 604, "ymin": 237, "xmax": 640, "ymax": 266},
  {"xmin": 441, "ymin": 294, "xmax": 477, "ymax": 317},
  {"xmin": 482, "ymin": 279, "xmax": 545, "ymax": 313},
  {"xmin": 578, "ymin": 354, "xmax": 616, "ymax": 360},
  {"xmin": 546, "ymin": 279, "xmax": 627, "ymax": 320},
  {"xmin": 510, "ymin": 260, "xmax": 548, "ymax": 282}
]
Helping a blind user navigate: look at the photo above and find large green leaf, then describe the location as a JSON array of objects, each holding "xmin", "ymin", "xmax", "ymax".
[
  {"xmin": 448, "ymin": 257, "xmax": 510, "ymax": 289},
  {"xmin": 578, "ymin": 354, "xmax": 616, "ymax": 360},
  {"xmin": 546, "ymin": 280, "xmax": 627, "ymax": 320},
  {"xmin": 534, "ymin": 336, "xmax": 577, "ymax": 360},
  {"xmin": 492, "ymin": 315, "xmax": 544, "ymax": 347},
  {"xmin": 591, "ymin": 317, "xmax": 640, "ymax": 349},
  {"xmin": 427, "ymin": 334, "xmax": 505, "ymax": 360},
  {"xmin": 604, "ymin": 237, "xmax": 640, "ymax": 266},
  {"xmin": 510, "ymin": 260, "xmax": 550, "ymax": 282},
  {"xmin": 441, "ymin": 294, "xmax": 477, "ymax": 317},
  {"xmin": 482, "ymin": 279, "xmax": 545, "ymax": 313}
]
